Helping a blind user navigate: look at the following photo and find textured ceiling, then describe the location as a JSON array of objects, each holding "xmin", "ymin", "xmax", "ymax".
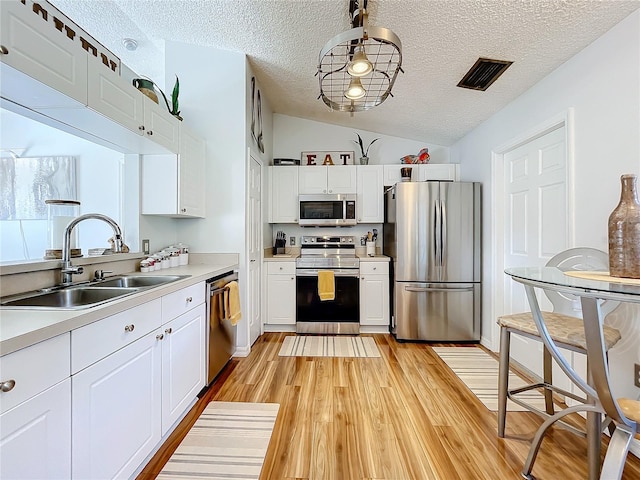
[{"xmin": 50, "ymin": 0, "xmax": 639, "ymax": 146}]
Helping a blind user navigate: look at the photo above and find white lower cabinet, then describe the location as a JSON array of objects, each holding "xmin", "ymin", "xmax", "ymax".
[
  {"xmin": 266, "ymin": 261, "xmax": 296, "ymax": 325},
  {"xmin": 0, "ymin": 333, "xmax": 71, "ymax": 480},
  {"xmin": 70, "ymin": 282, "xmax": 206, "ymax": 479},
  {"xmin": 0, "ymin": 379, "xmax": 71, "ymax": 480},
  {"xmin": 360, "ymin": 261, "xmax": 390, "ymax": 327},
  {"xmin": 72, "ymin": 329, "xmax": 162, "ymax": 480},
  {"xmin": 161, "ymin": 303, "xmax": 206, "ymax": 435}
]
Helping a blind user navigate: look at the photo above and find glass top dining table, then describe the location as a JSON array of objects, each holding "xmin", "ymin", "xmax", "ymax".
[{"xmin": 505, "ymin": 266, "xmax": 640, "ymax": 480}]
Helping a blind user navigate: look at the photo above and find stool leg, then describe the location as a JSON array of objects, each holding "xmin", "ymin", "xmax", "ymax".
[
  {"xmin": 600, "ymin": 425, "xmax": 635, "ymax": 480},
  {"xmin": 542, "ymin": 345, "xmax": 554, "ymax": 415},
  {"xmin": 498, "ymin": 326, "xmax": 510, "ymax": 437}
]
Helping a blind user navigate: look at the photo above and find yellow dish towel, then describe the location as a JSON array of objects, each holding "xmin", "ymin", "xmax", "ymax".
[
  {"xmin": 318, "ymin": 270, "xmax": 335, "ymax": 301},
  {"xmin": 224, "ymin": 281, "xmax": 242, "ymax": 326}
]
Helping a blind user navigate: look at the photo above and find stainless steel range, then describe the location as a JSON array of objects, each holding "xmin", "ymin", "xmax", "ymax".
[{"xmin": 296, "ymin": 236, "xmax": 360, "ymax": 334}]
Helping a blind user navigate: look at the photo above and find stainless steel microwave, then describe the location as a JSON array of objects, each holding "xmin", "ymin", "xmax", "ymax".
[{"xmin": 298, "ymin": 194, "xmax": 357, "ymax": 226}]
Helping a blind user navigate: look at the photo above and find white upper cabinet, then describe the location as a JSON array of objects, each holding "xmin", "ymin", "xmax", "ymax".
[
  {"xmin": 299, "ymin": 165, "xmax": 357, "ymax": 194},
  {"xmin": 0, "ymin": 0, "xmax": 87, "ymax": 108},
  {"xmin": 87, "ymin": 57, "xmax": 144, "ymax": 133},
  {"xmin": 142, "ymin": 96, "xmax": 180, "ymax": 152},
  {"xmin": 141, "ymin": 124, "xmax": 206, "ymax": 218},
  {"xmin": 177, "ymin": 124, "xmax": 206, "ymax": 217},
  {"xmin": 356, "ymin": 165, "xmax": 384, "ymax": 223},
  {"xmin": 269, "ymin": 166, "xmax": 299, "ymax": 223}
]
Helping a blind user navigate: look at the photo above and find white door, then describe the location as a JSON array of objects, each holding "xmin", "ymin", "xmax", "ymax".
[
  {"xmin": 503, "ymin": 126, "xmax": 570, "ymax": 377},
  {"xmin": 248, "ymin": 154, "xmax": 262, "ymax": 345}
]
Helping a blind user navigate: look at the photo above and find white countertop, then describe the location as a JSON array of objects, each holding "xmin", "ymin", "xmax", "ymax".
[{"xmin": 0, "ymin": 263, "xmax": 237, "ymax": 355}]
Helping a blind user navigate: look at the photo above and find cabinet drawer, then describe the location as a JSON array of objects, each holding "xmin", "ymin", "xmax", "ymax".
[
  {"xmin": 71, "ymin": 299, "xmax": 161, "ymax": 374},
  {"xmin": 161, "ymin": 283, "xmax": 205, "ymax": 322},
  {"xmin": 360, "ymin": 262, "xmax": 389, "ymax": 276},
  {"xmin": 0, "ymin": 333, "xmax": 70, "ymax": 414},
  {"xmin": 267, "ymin": 261, "xmax": 296, "ymax": 275}
]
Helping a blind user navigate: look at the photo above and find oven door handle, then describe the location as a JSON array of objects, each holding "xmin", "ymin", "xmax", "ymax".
[{"xmin": 296, "ymin": 269, "xmax": 359, "ymax": 277}]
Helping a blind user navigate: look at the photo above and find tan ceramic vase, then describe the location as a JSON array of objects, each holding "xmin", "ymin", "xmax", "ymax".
[{"xmin": 608, "ymin": 174, "xmax": 640, "ymax": 278}]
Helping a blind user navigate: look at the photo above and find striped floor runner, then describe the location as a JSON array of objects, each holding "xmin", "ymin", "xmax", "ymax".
[
  {"xmin": 433, "ymin": 347, "xmax": 549, "ymax": 412},
  {"xmin": 278, "ymin": 335, "xmax": 381, "ymax": 358},
  {"xmin": 157, "ymin": 402, "xmax": 279, "ymax": 480}
]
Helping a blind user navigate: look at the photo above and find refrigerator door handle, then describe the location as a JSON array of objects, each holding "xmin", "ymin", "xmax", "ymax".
[
  {"xmin": 434, "ymin": 199, "xmax": 440, "ymax": 271},
  {"xmin": 405, "ymin": 286, "xmax": 475, "ymax": 293},
  {"xmin": 440, "ymin": 199, "xmax": 447, "ymax": 270}
]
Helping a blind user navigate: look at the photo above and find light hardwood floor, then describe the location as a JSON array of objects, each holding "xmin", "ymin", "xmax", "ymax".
[{"xmin": 138, "ymin": 333, "xmax": 640, "ymax": 479}]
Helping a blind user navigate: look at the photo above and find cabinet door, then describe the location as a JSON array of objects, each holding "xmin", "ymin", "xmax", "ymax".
[
  {"xmin": 383, "ymin": 165, "xmax": 404, "ymax": 186},
  {"xmin": 298, "ymin": 166, "xmax": 328, "ymax": 194},
  {"xmin": 0, "ymin": 379, "xmax": 71, "ymax": 480},
  {"xmin": 266, "ymin": 264, "xmax": 296, "ymax": 324},
  {"xmin": 360, "ymin": 262, "xmax": 390, "ymax": 327},
  {"xmin": 87, "ymin": 58, "xmax": 144, "ymax": 133},
  {"xmin": 359, "ymin": 274, "xmax": 390, "ymax": 326},
  {"xmin": 421, "ymin": 164, "xmax": 460, "ymax": 181},
  {"xmin": 327, "ymin": 165, "xmax": 357, "ymax": 194},
  {"xmin": 161, "ymin": 303, "xmax": 206, "ymax": 435},
  {"xmin": 178, "ymin": 125, "xmax": 206, "ymax": 218},
  {"xmin": 356, "ymin": 165, "xmax": 384, "ymax": 223},
  {"xmin": 143, "ymin": 96, "xmax": 179, "ymax": 153},
  {"xmin": 72, "ymin": 331, "xmax": 162, "ymax": 480},
  {"xmin": 0, "ymin": 1, "xmax": 87, "ymax": 107},
  {"xmin": 270, "ymin": 166, "xmax": 299, "ymax": 222}
]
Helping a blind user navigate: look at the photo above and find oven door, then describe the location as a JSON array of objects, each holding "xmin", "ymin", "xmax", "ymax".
[{"xmin": 296, "ymin": 269, "xmax": 360, "ymax": 334}]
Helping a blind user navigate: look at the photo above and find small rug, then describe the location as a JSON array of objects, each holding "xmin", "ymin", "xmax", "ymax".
[
  {"xmin": 278, "ymin": 335, "xmax": 381, "ymax": 358},
  {"xmin": 433, "ymin": 347, "xmax": 548, "ymax": 412},
  {"xmin": 157, "ymin": 401, "xmax": 279, "ymax": 480}
]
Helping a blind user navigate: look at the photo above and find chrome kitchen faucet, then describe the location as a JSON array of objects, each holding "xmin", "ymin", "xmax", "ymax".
[{"xmin": 61, "ymin": 214, "xmax": 123, "ymax": 284}]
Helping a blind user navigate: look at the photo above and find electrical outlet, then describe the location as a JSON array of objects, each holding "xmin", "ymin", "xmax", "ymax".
[
  {"xmin": 290, "ymin": 236, "xmax": 296, "ymax": 246},
  {"xmin": 635, "ymin": 363, "xmax": 640, "ymax": 388},
  {"xmin": 142, "ymin": 239, "xmax": 150, "ymax": 255}
]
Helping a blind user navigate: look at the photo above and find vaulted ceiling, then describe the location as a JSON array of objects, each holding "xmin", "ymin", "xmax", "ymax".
[{"xmin": 51, "ymin": 0, "xmax": 639, "ymax": 146}]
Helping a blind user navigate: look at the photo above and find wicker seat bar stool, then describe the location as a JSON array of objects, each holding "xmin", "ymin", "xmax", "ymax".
[{"xmin": 497, "ymin": 248, "xmax": 621, "ymax": 441}]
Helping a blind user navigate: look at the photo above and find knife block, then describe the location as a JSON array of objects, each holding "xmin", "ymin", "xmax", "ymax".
[{"xmin": 273, "ymin": 238, "xmax": 286, "ymax": 255}]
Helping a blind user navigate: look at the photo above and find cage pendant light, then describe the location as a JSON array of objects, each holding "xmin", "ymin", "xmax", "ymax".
[{"xmin": 317, "ymin": 0, "xmax": 403, "ymax": 113}]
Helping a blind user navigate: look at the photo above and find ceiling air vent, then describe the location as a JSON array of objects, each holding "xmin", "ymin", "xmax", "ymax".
[{"xmin": 457, "ymin": 57, "xmax": 513, "ymax": 91}]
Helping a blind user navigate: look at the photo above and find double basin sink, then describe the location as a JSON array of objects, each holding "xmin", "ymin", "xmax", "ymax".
[{"xmin": 0, "ymin": 274, "xmax": 190, "ymax": 310}]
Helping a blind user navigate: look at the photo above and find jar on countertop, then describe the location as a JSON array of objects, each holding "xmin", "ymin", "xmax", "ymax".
[
  {"xmin": 45, "ymin": 200, "xmax": 81, "ymax": 259},
  {"xmin": 176, "ymin": 242, "xmax": 189, "ymax": 265}
]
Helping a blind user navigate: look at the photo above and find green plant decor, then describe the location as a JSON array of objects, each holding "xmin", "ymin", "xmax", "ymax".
[
  {"xmin": 171, "ymin": 76, "xmax": 180, "ymax": 119},
  {"xmin": 354, "ymin": 133, "xmax": 379, "ymax": 158},
  {"xmin": 156, "ymin": 75, "xmax": 182, "ymax": 121}
]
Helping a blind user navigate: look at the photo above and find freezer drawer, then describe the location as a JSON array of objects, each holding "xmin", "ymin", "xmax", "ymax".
[{"xmin": 394, "ymin": 282, "xmax": 480, "ymax": 341}]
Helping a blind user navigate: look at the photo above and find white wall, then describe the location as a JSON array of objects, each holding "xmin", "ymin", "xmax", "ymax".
[
  {"xmin": 273, "ymin": 114, "xmax": 450, "ymax": 165},
  {"xmin": 451, "ymin": 10, "xmax": 640, "ymax": 400},
  {"xmin": 164, "ymin": 42, "xmax": 274, "ymax": 353}
]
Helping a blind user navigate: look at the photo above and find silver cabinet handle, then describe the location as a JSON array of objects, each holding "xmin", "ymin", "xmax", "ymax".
[
  {"xmin": 165, "ymin": 327, "xmax": 172, "ymax": 334},
  {"xmin": 1, "ymin": 380, "xmax": 16, "ymax": 392},
  {"xmin": 0, "ymin": 46, "xmax": 8, "ymax": 55},
  {"xmin": 124, "ymin": 324, "xmax": 135, "ymax": 332},
  {"xmin": 156, "ymin": 333, "xmax": 164, "ymax": 340},
  {"xmin": 186, "ymin": 296, "xmax": 193, "ymax": 303}
]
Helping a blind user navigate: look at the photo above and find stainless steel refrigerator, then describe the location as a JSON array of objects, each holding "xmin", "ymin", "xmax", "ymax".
[{"xmin": 384, "ymin": 181, "xmax": 481, "ymax": 341}]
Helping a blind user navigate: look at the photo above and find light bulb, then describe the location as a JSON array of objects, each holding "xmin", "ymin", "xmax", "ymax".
[
  {"xmin": 347, "ymin": 47, "xmax": 373, "ymax": 77},
  {"xmin": 344, "ymin": 76, "xmax": 366, "ymax": 100}
]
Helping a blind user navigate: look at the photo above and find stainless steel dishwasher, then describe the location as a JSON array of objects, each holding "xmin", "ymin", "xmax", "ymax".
[{"xmin": 206, "ymin": 270, "xmax": 237, "ymax": 384}]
